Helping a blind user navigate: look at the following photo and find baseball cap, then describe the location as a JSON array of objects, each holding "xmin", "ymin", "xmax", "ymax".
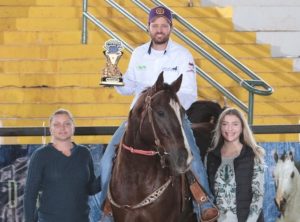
[{"xmin": 148, "ymin": 6, "xmax": 172, "ymax": 24}]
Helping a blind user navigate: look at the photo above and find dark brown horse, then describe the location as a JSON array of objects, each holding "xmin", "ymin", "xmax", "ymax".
[
  {"xmin": 109, "ymin": 73, "xmax": 197, "ymax": 222},
  {"xmin": 187, "ymin": 100, "xmax": 224, "ymax": 161}
]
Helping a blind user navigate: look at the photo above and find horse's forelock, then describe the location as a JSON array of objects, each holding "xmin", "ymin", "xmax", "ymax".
[{"xmin": 281, "ymin": 152, "xmax": 287, "ymax": 161}]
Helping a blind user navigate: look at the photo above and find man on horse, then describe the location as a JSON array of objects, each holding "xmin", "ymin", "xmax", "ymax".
[{"xmin": 99, "ymin": 6, "xmax": 219, "ymax": 222}]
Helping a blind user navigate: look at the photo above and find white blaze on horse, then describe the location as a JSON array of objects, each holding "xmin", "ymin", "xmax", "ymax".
[{"xmin": 273, "ymin": 151, "xmax": 300, "ymax": 222}]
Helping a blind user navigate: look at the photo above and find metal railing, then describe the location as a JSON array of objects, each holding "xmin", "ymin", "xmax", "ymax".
[{"xmin": 81, "ymin": 0, "xmax": 273, "ymax": 124}]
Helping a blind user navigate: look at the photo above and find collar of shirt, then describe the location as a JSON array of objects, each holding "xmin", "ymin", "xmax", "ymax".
[{"xmin": 147, "ymin": 39, "xmax": 173, "ymax": 55}]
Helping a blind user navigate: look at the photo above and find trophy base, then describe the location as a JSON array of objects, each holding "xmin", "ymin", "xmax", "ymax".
[{"xmin": 100, "ymin": 77, "xmax": 124, "ymax": 86}]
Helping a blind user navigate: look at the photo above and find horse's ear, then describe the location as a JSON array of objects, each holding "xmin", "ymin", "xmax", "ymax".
[
  {"xmin": 171, "ymin": 74, "xmax": 183, "ymax": 93},
  {"xmin": 154, "ymin": 72, "xmax": 164, "ymax": 92},
  {"xmin": 274, "ymin": 151, "xmax": 279, "ymax": 163},
  {"xmin": 289, "ymin": 151, "xmax": 294, "ymax": 162}
]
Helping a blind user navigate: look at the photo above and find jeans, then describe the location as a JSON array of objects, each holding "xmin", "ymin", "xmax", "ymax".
[{"xmin": 97, "ymin": 115, "xmax": 214, "ymax": 221}]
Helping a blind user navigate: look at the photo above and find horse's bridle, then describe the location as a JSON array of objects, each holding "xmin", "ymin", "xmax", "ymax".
[
  {"xmin": 123, "ymin": 91, "xmax": 170, "ymax": 168},
  {"xmin": 143, "ymin": 93, "xmax": 170, "ymax": 168}
]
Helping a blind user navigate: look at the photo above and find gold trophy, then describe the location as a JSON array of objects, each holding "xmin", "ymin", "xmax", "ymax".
[{"xmin": 100, "ymin": 39, "xmax": 124, "ymax": 86}]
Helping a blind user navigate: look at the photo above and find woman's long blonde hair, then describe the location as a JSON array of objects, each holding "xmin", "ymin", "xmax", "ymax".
[{"xmin": 211, "ymin": 107, "xmax": 265, "ymax": 162}]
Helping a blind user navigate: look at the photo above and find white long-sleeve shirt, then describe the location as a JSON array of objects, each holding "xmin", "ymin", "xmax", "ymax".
[{"xmin": 115, "ymin": 39, "xmax": 197, "ymax": 110}]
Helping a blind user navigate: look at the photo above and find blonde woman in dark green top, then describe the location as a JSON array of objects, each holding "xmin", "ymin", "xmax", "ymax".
[{"xmin": 24, "ymin": 109, "xmax": 101, "ymax": 222}]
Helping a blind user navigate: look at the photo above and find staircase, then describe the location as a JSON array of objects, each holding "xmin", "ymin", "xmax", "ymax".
[{"xmin": 0, "ymin": 0, "xmax": 299, "ymax": 144}]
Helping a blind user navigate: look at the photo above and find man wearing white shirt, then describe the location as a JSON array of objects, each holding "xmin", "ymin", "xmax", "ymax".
[
  {"xmin": 99, "ymin": 6, "xmax": 219, "ymax": 222},
  {"xmin": 116, "ymin": 38, "xmax": 197, "ymax": 111}
]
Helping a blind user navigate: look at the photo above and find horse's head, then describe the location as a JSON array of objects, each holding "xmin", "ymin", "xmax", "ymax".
[
  {"xmin": 126, "ymin": 72, "xmax": 193, "ymax": 175},
  {"xmin": 273, "ymin": 151, "xmax": 300, "ymax": 214},
  {"xmin": 186, "ymin": 100, "xmax": 224, "ymax": 160}
]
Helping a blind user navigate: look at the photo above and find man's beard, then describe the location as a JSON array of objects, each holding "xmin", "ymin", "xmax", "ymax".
[{"xmin": 151, "ymin": 33, "xmax": 170, "ymax": 45}]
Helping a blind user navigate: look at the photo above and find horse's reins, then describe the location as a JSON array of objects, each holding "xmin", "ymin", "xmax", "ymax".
[{"xmin": 122, "ymin": 143, "xmax": 159, "ymax": 156}]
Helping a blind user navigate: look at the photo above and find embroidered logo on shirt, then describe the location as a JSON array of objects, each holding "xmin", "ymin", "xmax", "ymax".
[
  {"xmin": 187, "ymin": 62, "xmax": 195, "ymax": 73},
  {"xmin": 137, "ymin": 65, "xmax": 147, "ymax": 70},
  {"xmin": 162, "ymin": 66, "xmax": 178, "ymax": 72}
]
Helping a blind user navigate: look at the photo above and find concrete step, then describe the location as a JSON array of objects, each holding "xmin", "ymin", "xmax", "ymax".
[
  {"xmin": 0, "ymin": 45, "xmax": 104, "ymax": 59},
  {"xmin": 157, "ymin": 0, "xmax": 201, "ymax": 7},
  {"xmin": 181, "ymin": 17, "xmax": 234, "ymax": 31},
  {"xmin": 0, "ymin": 117, "xmax": 125, "ymax": 127},
  {"xmin": 0, "ymin": 71, "xmax": 297, "ymax": 88},
  {"xmin": 0, "ymin": 86, "xmax": 298, "ymax": 103},
  {"xmin": 0, "ymin": 101, "xmax": 298, "ymax": 118},
  {"xmin": 0, "ymin": 29, "xmax": 258, "ymax": 46},
  {"xmin": 1, "ymin": 115, "xmax": 297, "ymax": 128},
  {"xmin": 171, "ymin": 6, "xmax": 232, "ymax": 18},
  {"xmin": 0, "ymin": 30, "xmax": 147, "ymax": 45},
  {"xmin": 0, "ymin": 18, "xmax": 81, "ymax": 31},
  {"xmin": 0, "ymin": 73, "xmax": 100, "ymax": 87},
  {"xmin": 178, "ymin": 40, "xmax": 271, "ymax": 58},
  {"xmin": 0, "ymin": 19, "xmax": 17, "ymax": 31},
  {"xmin": 0, "ymin": 0, "xmax": 99, "ymax": 6},
  {"xmin": 0, "ymin": 5, "xmax": 233, "ymax": 18},
  {"xmin": 0, "ymin": 56, "xmax": 293, "ymax": 74},
  {"xmin": 0, "ymin": 87, "xmax": 133, "ymax": 103},
  {"xmin": 204, "ymin": 72, "xmax": 300, "ymax": 87},
  {"xmin": 0, "ymin": 6, "xmax": 135, "ymax": 18},
  {"xmin": 0, "ymin": 43, "xmax": 271, "ymax": 59},
  {"xmin": 0, "ymin": 58, "xmax": 129, "ymax": 74},
  {"xmin": 0, "ymin": 17, "xmax": 235, "ymax": 32},
  {"xmin": 197, "ymin": 31, "xmax": 257, "ymax": 44},
  {"xmin": 0, "ymin": 6, "xmax": 81, "ymax": 18},
  {"xmin": 0, "ymin": 135, "xmax": 112, "ymax": 145},
  {"xmin": 0, "ymin": 103, "xmax": 130, "ymax": 118},
  {"xmin": 198, "ymin": 82, "xmax": 300, "ymax": 101},
  {"xmin": 0, "ymin": 6, "xmax": 29, "ymax": 18},
  {"xmin": 197, "ymin": 57, "xmax": 294, "ymax": 73}
]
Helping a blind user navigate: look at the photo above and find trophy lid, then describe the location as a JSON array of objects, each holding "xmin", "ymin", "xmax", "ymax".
[{"xmin": 104, "ymin": 39, "xmax": 123, "ymax": 54}]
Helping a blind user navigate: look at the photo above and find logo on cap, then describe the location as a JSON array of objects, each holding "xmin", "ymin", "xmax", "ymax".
[{"xmin": 155, "ymin": 7, "xmax": 165, "ymax": 15}]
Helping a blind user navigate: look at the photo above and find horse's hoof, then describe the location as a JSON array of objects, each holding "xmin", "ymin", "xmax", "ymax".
[{"xmin": 201, "ymin": 207, "xmax": 219, "ymax": 222}]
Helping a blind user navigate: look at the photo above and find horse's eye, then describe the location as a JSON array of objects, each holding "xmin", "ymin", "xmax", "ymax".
[
  {"xmin": 291, "ymin": 171, "xmax": 295, "ymax": 178},
  {"xmin": 157, "ymin": 110, "xmax": 165, "ymax": 117}
]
